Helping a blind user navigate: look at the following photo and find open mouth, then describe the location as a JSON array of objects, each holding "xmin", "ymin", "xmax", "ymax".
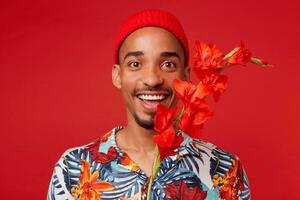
[
  {"xmin": 135, "ymin": 92, "xmax": 170, "ymax": 112},
  {"xmin": 137, "ymin": 94, "xmax": 168, "ymax": 101}
]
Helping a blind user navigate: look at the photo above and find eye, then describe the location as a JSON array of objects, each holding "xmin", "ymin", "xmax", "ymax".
[
  {"xmin": 128, "ymin": 61, "xmax": 141, "ymax": 69},
  {"xmin": 161, "ymin": 61, "xmax": 176, "ymax": 71}
]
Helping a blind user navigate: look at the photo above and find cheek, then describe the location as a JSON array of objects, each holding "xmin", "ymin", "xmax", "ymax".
[
  {"xmin": 178, "ymin": 68, "xmax": 188, "ymax": 80},
  {"xmin": 165, "ymin": 72, "xmax": 185, "ymax": 85},
  {"xmin": 120, "ymin": 72, "xmax": 139, "ymax": 96}
]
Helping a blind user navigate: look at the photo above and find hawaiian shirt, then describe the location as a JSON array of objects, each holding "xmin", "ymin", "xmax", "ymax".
[{"xmin": 47, "ymin": 126, "xmax": 250, "ymax": 200}]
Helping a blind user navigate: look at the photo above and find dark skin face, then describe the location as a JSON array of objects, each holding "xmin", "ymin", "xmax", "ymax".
[
  {"xmin": 112, "ymin": 26, "xmax": 189, "ymax": 130},
  {"xmin": 111, "ymin": 27, "xmax": 190, "ymax": 176}
]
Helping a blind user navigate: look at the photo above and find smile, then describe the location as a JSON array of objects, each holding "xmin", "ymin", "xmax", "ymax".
[
  {"xmin": 137, "ymin": 94, "xmax": 167, "ymax": 101},
  {"xmin": 135, "ymin": 91, "xmax": 170, "ymax": 113}
]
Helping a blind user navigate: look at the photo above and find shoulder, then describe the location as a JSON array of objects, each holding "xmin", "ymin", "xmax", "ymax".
[
  {"xmin": 176, "ymin": 132, "xmax": 250, "ymax": 199},
  {"xmin": 57, "ymin": 127, "xmax": 118, "ymax": 163},
  {"xmin": 196, "ymin": 139, "xmax": 240, "ymax": 175},
  {"xmin": 52, "ymin": 128, "xmax": 116, "ymax": 186},
  {"xmin": 48, "ymin": 129, "xmax": 116, "ymax": 200},
  {"xmin": 178, "ymin": 132, "xmax": 240, "ymax": 176}
]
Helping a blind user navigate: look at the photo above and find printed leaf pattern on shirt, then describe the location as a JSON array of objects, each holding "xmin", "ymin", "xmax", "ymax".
[
  {"xmin": 164, "ymin": 180, "xmax": 207, "ymax": 200},
  {"xmin": 47, "ymin": 127, "xmax": 251, "ymax": 200},
  {"xmin": 71, "ymin": 160, "xmax": 115, "ymax": 200},
  {"xmin": 119, "ymin": 152, "xmax": 141, "ymax": 172},
  {"xmin": 86, "ymin": 139, "xmax": 118, "ymax": 164},
  {"xmin": 213, "ymin": 159, "xmax": 245, "ymax": 200}
]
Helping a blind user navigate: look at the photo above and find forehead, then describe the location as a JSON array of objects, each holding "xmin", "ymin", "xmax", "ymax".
[{"xmin": 119, "ymin": 27, "xmax": 184, "ymax": 59}]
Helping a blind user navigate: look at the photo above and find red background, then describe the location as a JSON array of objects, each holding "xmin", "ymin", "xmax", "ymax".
[{"xmin": 1, "ymin": 0, "xmax": 299, "ymax": 199}]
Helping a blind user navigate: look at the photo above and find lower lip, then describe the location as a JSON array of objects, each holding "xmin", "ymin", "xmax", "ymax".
[{"xmin": 138, "ymin": 98, "xmax": 163, "ymax": 112}]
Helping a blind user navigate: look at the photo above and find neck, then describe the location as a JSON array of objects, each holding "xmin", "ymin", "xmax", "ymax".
[{"xmin": 117, "ymin": 112, "xmax": 156, "ymax": 154}]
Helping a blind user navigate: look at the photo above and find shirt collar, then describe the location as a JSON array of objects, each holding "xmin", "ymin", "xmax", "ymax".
[{"xmin": 98, "ymin": 126, "xmax": 193, "ymax": 158}]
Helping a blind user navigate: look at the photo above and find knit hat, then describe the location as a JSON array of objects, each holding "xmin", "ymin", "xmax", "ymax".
[{"xmin": 114, "ymin": 9, "xmax": 189, "ymax": 65}]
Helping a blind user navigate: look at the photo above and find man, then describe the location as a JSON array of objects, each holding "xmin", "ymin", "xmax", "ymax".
[{"xmin": 48, "ymin": 9, "xmax": 250, "ymax": 200}]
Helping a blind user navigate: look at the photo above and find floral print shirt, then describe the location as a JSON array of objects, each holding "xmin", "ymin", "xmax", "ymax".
[{"xmin": 47, "ymin": 126, "xmax": 250, "ymax": 200}]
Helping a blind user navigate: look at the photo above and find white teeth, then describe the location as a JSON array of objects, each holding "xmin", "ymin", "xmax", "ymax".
[{"xmin": 138, "ymin": 94, "xmax": 166, "ymax": 101}]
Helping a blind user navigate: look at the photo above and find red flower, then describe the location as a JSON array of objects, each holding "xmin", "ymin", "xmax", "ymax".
[
  {"xmin": 196, "ymin": 69, "xmax": 228, "ymax": 102},
  {"xmin": 173, "ymin": 79, "xmax": 213, "ymax": 137},
  {"xmin": 164, "ymin": 180, "xmax": 207, "ymax": 200},
  {"xmin": 226, "ymin": 41, "xmax": 252, "ymax": 66},
  {"xmin": 153, "ymin": 104, "xmax": 183, "ymax": 160},
  {"xmin": 157, "ymin": 135, "xmax": 184, "ymax": 161},
  {"xmin": 153, "ymin": 104, "xmax": 177, "ymax": 148},
  {"xmin": 179, "ymin": 104, "xmax": 212, "ymax": 138},
  {"xmin": 194, "ymin": 41, "xmax": 224, "ymax": 70},
  {"xmin": 173, "ymin": 79, "xmax": 209, "ymax": 106}
]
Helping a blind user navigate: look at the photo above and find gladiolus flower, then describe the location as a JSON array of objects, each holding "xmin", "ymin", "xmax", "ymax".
[
  {"xmin": 153, "ymin": 104, "xmax": 177, "ymax": 148},
  {"xmin": 173, "ymin": 79, "xmax": 213, "ymax": 137},
  {"xmin": 179, "ymin": 104, "xmax": 213, "ymax": 138},
  {"xmin": 194, "ymin": 41, "xmax": 224, "ymax": 70},
  {"xmin": 196, "ymin": 69, "xmax": 228, "ymax": 102},
  {"xmin": 173, "ymin": 79, "xmax": 210, "ymax": 106},
  {"xmin": 153, "ymin": 104, "xmax": 183, "ymax": 160},
  {"xmin": 158, "ymin": 134, "xmax": 184, "ymax": 161},
  {"xmin": 225, "ymin": 41, "xmax": 252, "ymax": 66}
]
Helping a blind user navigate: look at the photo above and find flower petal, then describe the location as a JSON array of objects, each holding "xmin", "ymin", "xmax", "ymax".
[
  {"xmin": 154, "ymin": 104, "xmax": 177, "ymax": 133},
  {"xmin": 80, "ymin": 160, "xmax": 91, "ymax": 183},
  {"xmin": 92, "ymin": 181, "xmax": 115, "ymax": 192}
]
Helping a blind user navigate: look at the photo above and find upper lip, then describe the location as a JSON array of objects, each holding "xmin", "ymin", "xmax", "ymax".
[{"xmin": 135, "ymin": 91, "xmax": 169, "ymax": 96}]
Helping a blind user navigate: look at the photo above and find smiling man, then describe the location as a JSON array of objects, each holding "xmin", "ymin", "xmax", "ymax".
[{"xmin": 48, "ymin": 9, "xmax": 250, "ymax": 200}]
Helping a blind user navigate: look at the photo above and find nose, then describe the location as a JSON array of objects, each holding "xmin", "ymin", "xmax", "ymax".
[{"xmin": 142, "ymin": 66, "xmax": 164, "ymax": 87}]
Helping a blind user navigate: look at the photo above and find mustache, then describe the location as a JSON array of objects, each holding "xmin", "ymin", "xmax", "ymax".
[{"xmin": 133, "ymin": 86, "xmax": 173, "ymax": 96}]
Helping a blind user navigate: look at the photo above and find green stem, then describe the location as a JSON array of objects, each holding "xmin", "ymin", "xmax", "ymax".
[
  {"xmin": 250, "ymin": 57, "xmax": 270, "ymax": 67},
  {"xmin": 218, "ymin": 47, "xmax": 240, "ymax": 73},
  {"xmin": 146, "ymin": 107, "xmax": 185, "ymax": 199},
  {"xmin": 146, "ymin": 146, "xmax": 160, "ymax": 200},
  {"xmin": 218, "ymin": 63, "xmax": 231, "ymax": 73},
  {"xmin": 173, "ymin": 107, "xmax": 185, "ymax": 131},
  {"xmin": 223, "ymin": 47, "xmax": 240, "ymax": 60}
]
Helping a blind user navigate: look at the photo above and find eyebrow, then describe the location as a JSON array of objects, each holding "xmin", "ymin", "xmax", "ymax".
[
  {"xmin": 123, "ymin": 51, "xmax": 144, "ymax": 61},
  {"xmin": 122, "ymin": 51, "xmax": 181, "ymax": 62},
  {"xmin": 160, "ymin": 51, "xmax": 180, "ymax": 59}
]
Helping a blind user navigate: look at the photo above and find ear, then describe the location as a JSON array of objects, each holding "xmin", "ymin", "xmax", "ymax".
[
  {"xmin": 184, "ymin": 66, "xmax": 190, "ymax": 80},
  {"xmin": 112, "ymin": 64, "xmax": 121, "ymax": 89}
]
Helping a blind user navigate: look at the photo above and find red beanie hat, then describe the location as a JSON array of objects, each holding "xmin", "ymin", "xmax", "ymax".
[{"xmin": 114, "ymin": 9, "xmax": 189, "ymax": 65}]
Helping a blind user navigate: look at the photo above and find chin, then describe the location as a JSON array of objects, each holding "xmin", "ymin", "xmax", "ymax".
[{"xmin": 133, "ymin": 112, "xmax": 155, "ymax": 130}]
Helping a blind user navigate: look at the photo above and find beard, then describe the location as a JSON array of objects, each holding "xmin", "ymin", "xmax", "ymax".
[
  {"xmin": 133, "ymin": 111, "xmax": 155, "ymax": 130},
  {"xmin": 130, "ymin": 85, "xmax": 173, "ymax": 130}
]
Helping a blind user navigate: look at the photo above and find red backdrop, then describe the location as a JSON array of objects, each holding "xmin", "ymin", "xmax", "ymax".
[{"xmin": 1, "ymin": 0, "xmax": 299, "ymax": 199}]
